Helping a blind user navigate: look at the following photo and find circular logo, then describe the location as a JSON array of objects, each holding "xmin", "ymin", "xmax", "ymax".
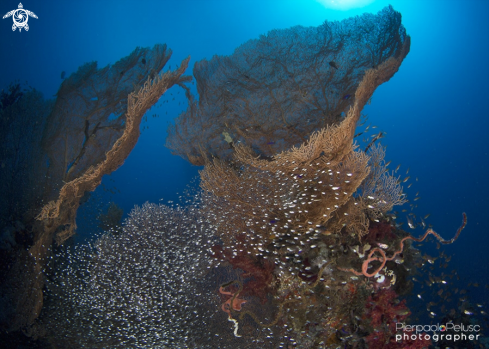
[
  {"xmin": 13, "ymin": 9, "xmax": 28, "ymax": 27},
  {"xmin": 439, "ymin": 325, "xmax": 446, "ymax": 331}
]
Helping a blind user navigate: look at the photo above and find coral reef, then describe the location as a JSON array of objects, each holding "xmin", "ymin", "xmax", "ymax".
[
  {"xmin": 39, "ymin": 202, "xmax": 283, "ymax": 349},
  {"xmin": 0, "ymin": 5, "xmax": 470, "ymax": 349},
  {"xmin": 191, "ymin": 17, "xmax": 421, "ymax": 344},
  {"xmin": 179, "ymin": 6, "xmax": 466, "ymax": 348}
]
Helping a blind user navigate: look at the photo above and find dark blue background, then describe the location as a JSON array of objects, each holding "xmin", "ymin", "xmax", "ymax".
[{"xmin": 1, "ymin": 0, "xmax": 488, "ymax": 325}]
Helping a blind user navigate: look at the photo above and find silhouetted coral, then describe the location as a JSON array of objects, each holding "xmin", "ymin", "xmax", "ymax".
[
  {"xmin": 0, "ymin": 45, "xmax": 191, "ymax": 333},
  {"xmin": 167, "ymin": 5, "xmax": 408, "ymax": 165},
  {"xmin": 0, "ymin": 86, "xmax": 52, "ymax": 233},
  {"xmin": 0, "ymin": 82, "xmax": 24, "ymax": 110}
]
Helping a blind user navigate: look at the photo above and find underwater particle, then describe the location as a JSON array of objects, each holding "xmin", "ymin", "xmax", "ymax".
[{"xmin": 60, "ymin": 71, "xmax": 66, "ymax": 79}]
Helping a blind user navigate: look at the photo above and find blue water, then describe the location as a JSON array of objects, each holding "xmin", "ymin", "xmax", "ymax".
[{"xmin": 1, "ymin": 0, "xmax": 488, "ymax": 344}]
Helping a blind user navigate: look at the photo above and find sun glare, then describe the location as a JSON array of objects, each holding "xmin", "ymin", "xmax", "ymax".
[{"xmin": 316, "ymin": 0, "xmax": 375, "ymax": 11}]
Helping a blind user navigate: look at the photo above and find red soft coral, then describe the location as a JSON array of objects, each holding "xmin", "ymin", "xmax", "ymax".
[
  {"xmin": 365, "ymin": 220, "xmax": 396, "ymax": 245},
  {"xmin": 212, "ymin": 244, "xmax": 275, "ymax": 303},
  {"xmin": 364, "ymin": 289, "xmax": 431, "ymax": 349}
]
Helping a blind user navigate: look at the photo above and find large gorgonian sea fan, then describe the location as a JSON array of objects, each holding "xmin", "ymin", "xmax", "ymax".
[{"xmin": 167, "ymin": 5, "xmax": 408, "ymax": 165}]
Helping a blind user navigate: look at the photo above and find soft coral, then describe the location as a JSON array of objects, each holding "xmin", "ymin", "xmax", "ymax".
[
  {"xmin": 365, "ymin": 220, "xmax": 396, "ymax": 246},
  {"xmin": 212, "ymin": 244, "xmax": 275, "ymax": 303},
  {"xmin": 364, "ymin": 289, "xmax": 431, "ymax": 349}
]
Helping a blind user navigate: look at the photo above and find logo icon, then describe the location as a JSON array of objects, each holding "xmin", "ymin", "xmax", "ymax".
[{"xmin": 3, "ymin": 3, "xmax": 38, "ymax": 32}]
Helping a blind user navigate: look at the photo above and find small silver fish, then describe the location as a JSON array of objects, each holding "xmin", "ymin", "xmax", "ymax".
[{"xmin": 407, "ymin": 216, "xmax": 415, "ymax": 229}]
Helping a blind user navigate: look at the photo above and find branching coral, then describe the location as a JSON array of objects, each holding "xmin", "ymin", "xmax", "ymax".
[
  {"xmin": 361, "ymin": 143, "xmax": 408, "ymax": 221},
  {"xmin": 200, "ymin": 33, "xmax": 410, "ymax": 257},
  {"xmin": 201, "ymin": 123, "xmax": 371, "ymax": 252}
]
